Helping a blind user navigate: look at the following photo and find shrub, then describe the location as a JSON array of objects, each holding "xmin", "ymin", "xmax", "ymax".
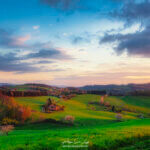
[
  {"xmin": 115, "ymin": 107, "xmax": 122, "ymax": 113},
  {"xmin": 137, "ymin": 114, "xmax": 144, "ymax": 119},
  {"xmin": 1, "ymin": 118, "xmax": 18, "ymax": 125},
  {"xmin": 0, "ymin": 93, "xmax": 32, "ymax": 123},
  {"xmin": 112, "ymin": 105, "xmax": 115, "ymax": 112},
  {"xmin": 0, "ymin": 125, "xmax": 14, "ymax": 136},
  {"xmin": 104, "ymin": 102, "xmax": 111, "ymax": 107},
  {"xmin": 64, "ymin": 115, "xmax": 75, "ymax": 124},
  {"xmin": 16, "ymin": 105, "xmax": 31, "ymax": 123},
  {"xmin": 116, "ymin": 113, "xmax": 123, "ymax": 121},
  {"xmin": 100, "ymin": 96, "xmax": 104, "ymax": 105}
]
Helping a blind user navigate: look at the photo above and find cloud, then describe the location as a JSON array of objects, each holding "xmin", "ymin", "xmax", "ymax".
[
  {"xmin": 40, "ymin": 0, "xmax": 121, "ymax": 12},
  {"xmin": 0, "ymin": 52, "xmax": 40, "ymax": 73},
  {"xmin": 0, "ymin": 27, "xmax": 73, "ymax": 73},
  {"xmin": 100, "ymin": 25, "xmax": 150, "ymax": 57},
  {"xmin": 71, "ymin": 36, "xmax": 90, "ymax": 44},
  {"xmin": 0, "ymin": 28, "xmax": 52, "ymax": 50},
  {"xmin": 40, "ymin": 0, "xmax": 81, "ymax": 11},
  {"xmin": 99, "ymin": 0, "xmax": 150, "ymax": 58},
  {"xmin": 25, "ymin": 49, "xmax": 72, "ymax": 60},
  {"xmin": 0, "ymin": 28, "xmax": 30, "ymax": 48},
  {"xmin": 26, "ymin": 49, "xmax": 60, "ymax": 58},
  {"xmin": 33, "ymin": 25, "xmax": 40, "ymax": 30},
  {"xmin": 0, "ymin": 52, "xmax": 64, "ymax": 74},
  {"xmin": 37, "ymin": 60, "xmax": 54, "ymax": 64},
  {"xmin": 0, "ymin": 49, "xmax": 71, "ymax": 73},
  {"xmin": 111, "ymin": 0, "xmax": 150, "ymax": 25}
]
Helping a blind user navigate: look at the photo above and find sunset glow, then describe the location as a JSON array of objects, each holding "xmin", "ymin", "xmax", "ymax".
[{"xmin": 0, "ymin": 0, "xmax": 150, "ymax": 86}]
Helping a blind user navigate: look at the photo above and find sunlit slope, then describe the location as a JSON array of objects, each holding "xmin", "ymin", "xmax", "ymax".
[
  {"xmin": 15, "ymin": 94, "xmax": 150, "ymax": 125},
  {"xmin": 15, "ymin": 95, "xmax": 116, "ymax": 125},
  {"xmin": 104, "ymin": 96, "xmax": 150, "ymax": 114}
]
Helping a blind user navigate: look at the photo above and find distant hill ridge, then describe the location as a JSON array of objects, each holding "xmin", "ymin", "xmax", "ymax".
[
  {"xmin": 1, "ymin": 83, "xmax": 150, "ymax": 95},
  {"xmin": 79, "ymin": 83, "xmax": 150, "ymax": 95},
  {"xmin": 0, "ymin": 83, "xmax": 15, "ymax": 87}
]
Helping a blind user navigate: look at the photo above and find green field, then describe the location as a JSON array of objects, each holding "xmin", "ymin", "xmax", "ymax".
[{"xmin": 0, "ymin": 94, "xmax": 150, "ymax": 150}]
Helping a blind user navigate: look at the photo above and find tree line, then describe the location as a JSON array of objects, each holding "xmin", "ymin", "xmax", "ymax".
[{"xmin": 0, "ymin": 90, "xmax": 49, "ymax": 97}]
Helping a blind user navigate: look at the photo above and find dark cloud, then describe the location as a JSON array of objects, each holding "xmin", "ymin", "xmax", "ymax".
[
  {"xmin": 0, "ymin": 28, "xmax": 29, "ymax": 49},
  {"xmin": 72, "ymin": 36, "xmax": 90, "ymax": 45},
  {"xmin": 26, "ymin": 49, "xmax": 60, "ymax": 58},
  {"xmin": 40, "ymin": 0, "xmax": 148, "ymax": 25},
  {"xmin": 0, "ymin": 52, "xmax": 40, "ymax": 73},
  {"xmin": 40, "ymin": 0, "xmax": 122, "ymax": 12},
  {"xmin": 0, "ymin": 49, "xmax": 71, "ymax": 73},
  {"xmin": 26, "ymin": 49, "xmax": 72, "ymax": 60},
  {"xmin": 100, "ymin": 25, "xmax": 150, "ymax": 57},
  {"xmin": 100, "ymin": 0, "xmax": 150, "ymax": 58},
  {"xmin": 40, "ymin": 0, "xmax": 80, "ymax": 11},
  {"xmin": 0, "ymin": 28, "xmax": 17, "ymax": 48},
  {"xmin": 37, "ymin": 60, "xmax": 54, "ymax": 64},
  {"xmin": 112, "ymin": 0, "xmax": 150, "ymax": 24},
  {"xmin": 0, "ymin": 27, "xmax": 73, "ymax": 73}
]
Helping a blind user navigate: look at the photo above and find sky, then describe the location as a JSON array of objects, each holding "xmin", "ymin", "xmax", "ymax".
[{"xmin": 0, "ymin": 0, "xmax": 150, "ymax": 86}]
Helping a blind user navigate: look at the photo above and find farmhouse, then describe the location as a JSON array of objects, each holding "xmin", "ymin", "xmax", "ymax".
[{"xmin": 41, "ymin": 98, "xmax": 64, "ymax": 113}]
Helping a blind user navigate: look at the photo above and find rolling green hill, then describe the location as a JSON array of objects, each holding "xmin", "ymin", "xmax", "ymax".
[
  {"xmin": 0, "ymin": 94, "xmax": 150, "ymax": 150},
  {"xmin": 15, "ymin": 94, "xmax": 150, "ymax": 121}
]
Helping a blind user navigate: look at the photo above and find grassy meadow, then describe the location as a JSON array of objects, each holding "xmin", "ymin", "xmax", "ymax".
[{"xmin": 0, "ymin": 94, "xmax": 150, "ymax": 149}]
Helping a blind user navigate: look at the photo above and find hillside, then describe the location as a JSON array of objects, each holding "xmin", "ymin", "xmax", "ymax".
[
  {"xmin": 2, "ymin": 83, "xmax": 150, "ymax": 96},
  {"xmin": 15, "ymin": 94, "xmax": 150, "ymax": 123},
  {"xmin": 0, "ymin": 94, "xmax": 149, "ymax": 149},
  {"xmin": 0, "ymin": 83, "xmax": 85, "ymax": 98},
  {"xmin": 80, "ymin": 83, "xmax": 150, "ymax": 91},
  {"xmin": 80, "ymin": 83, "xmax": 150, "ymax": 95}
]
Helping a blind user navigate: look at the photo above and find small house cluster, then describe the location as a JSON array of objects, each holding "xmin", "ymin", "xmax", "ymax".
[{"xmin": 41, "ymin": 98, "xmax": 64, "ymax": 113}]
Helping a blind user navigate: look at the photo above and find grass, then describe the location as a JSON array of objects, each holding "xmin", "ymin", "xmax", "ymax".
[
  {"xmin": 15, "ymin": 96, "xmax": 59, "ymax": 111},
  {"xmin": 122, "ymin": 96, "xmax": 150, "ymax": 108},
  {"xmin": 0, "ymin": 119, "xmax": 150, "ymax": 150},
  {"xmin": 0, "ymin": 94, "xmax": 149, "ymax": 150},
  {"xmin": 9, "ymin": 85, "xmax": 51, "ymax": 91},
  {"xmin": 15, "ymin": 95, "xmax": 139, "ymax": 124},
  {"xmin": 119, "ymin": 138, "xmax": 150, "ymax": 150},
  {"xmin": 104, "ymin": 96, "xmax": 150, "ymax": 114}
]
